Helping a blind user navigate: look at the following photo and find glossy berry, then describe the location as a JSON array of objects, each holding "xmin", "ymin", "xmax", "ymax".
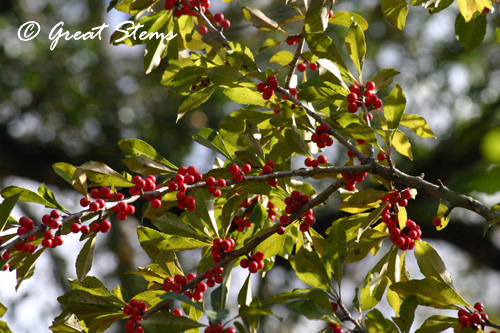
[
  {"xmin": 214, "ymin": 13, "xmax": 224, "ymax": 22},
  {"xmin": 198, "ymin": 26, "xmax": 208, "ymax": 35},
  {"xmin": 308, "ymin": 63, "xmax": 318, "ymax": 71},
  {"xmin": 220, "ymin": 19, "xmax": 231, "ymax": 29},
  {"xmin": 151, "ymin": 199, "xmax": 162, "ymax": 209},
  {"xmin": 432, "ymin": 216, "xmax": 442, "ymax": 227},
  {"xmin": 297, "ymin": 63, "xmax": 307, "ymax": 72},
  {"xmin": 366, "ymin": 81, "xmax": 376, "ymax": 91},
  {"xmin": 474, "ymin": 302, "xmax": 484, "ymax": 312}
]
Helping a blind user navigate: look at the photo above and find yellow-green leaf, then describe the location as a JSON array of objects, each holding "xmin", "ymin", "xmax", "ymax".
[
  {"xmin": 381, "ymin": 0, "xmax": 409, "ymax": 29},
  {"xmin": 458, "ymin": 0, "xmax": 476, "ymax": 22},
  {"xmin": 393, "ymin": 129, "xmax": 413, "ymax": 161}
]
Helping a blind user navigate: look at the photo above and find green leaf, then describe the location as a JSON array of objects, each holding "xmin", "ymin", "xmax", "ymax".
[
  {"xmin": 288, "ymin": 299, "xmax": 341, "ymax": 324},
  {"xmin": 329, "ymin": 11, "xmax": 369, "ymax": 30},
  {"xmin": 144, "ymin": 33, "xmax": 167, "ymax": 74},
  {"xmin": 0, "ymin": 302, "xmax": 6, "ymax": 318},
  {"xmin": 393, "ymin": 129, "xmax": 413, "ymax": 161},
  {"xmin": 384, "ymin": 84, "xmax": 406, "ymax": 130},
  {"xmin": 345, "ymin": 22, "xmax": 366, "ymax": 79},
  {"xmin": 219, "ymin": 109, "xmax": 273, "ymax": 133},
  {"xmin": 242, "ymin": 7, "xmax": 279, "ymax": 30},
  {"xmin": 365, "ymin": 309, "xmax": 400, "ymax": 333},
  {"xmin": 237, "ymin": 273, "xmax": 253, "ymax": 307},
  {"xmin": 224, "ymin": 87, "xmax": 275, "ymax": 107},
  {"xmin": 121, "ymin": 154, "xmax": 177, "ymax": 175},
  {"xmin": 78, "ymin": 161, "xmax": 134, "ymax": 187},
  {"xmin": 345, "ymin": 229, "xmax": 389, "ymax": 264},
  {"xmin": 393, "ymin": 296, "xmax": 418, "ymax": 333},
  {"xmin": 141, "ymin": 311, "xmax": 205, "ymax": 333},
  {"xmin": 414, "ymin": 315, "xmax": 460, "ymax": 333},
  {"xmin": 399, "ymin": 114, "xmax": 435, "ymax": 138},
  {"xmin": 52, "ymin": 162, "xmax": 77, "ymax": 185},
  {"xmin": 206, "ymin": 66, "xmax": 253, "ymax": 88},
  {"xmin": 389, "ymin": 278, "xmax": 470, "ymax": 309},
  {"xmin": 1, "ymin": 186, "xmax": 57, "ymax": 209},
  {"xmin": 458, "ymin": 0, "xmax": 476, "ymax": 22},
  {"xmin": 38, "ymin": 184, "xmax": 65, "ymax": 211},
  {"xmin": 76, "ymin": 234, "xmax": 96, "ymax": 282},
  {"xmin": 305, "ymin": 0, "xmax": 330, "ymax": 33},
  {"xmin": 306, "ymin": 33, "xmax": 355, "ymax": 82},
  {"xmin": 269, "ymin": 51, "xmax": 295, "ymax": 66},
  {"xmin": 160, "ymin": 293, "xmax": 204, "ymax": 311},
  {"xmin": 192, "ymin": 128, "xmax": 233, "ymax": 161},
  {"xmin": 49, "ymin": 312, "xmax": 85, "ymax": 333},
  {"xmin": 178, "ymin": 85, "xmax": 217, "ymax": 119},
  {"xmin": 356, "ymin": 249, "xmax": 393, "ymax": 310},
  {"xmin": 16, "ymin": 248, "xmax": 46, "ymax": 291},
  {"xmin": 381, "ymin": 0, "xmax": 409, "ymax": 29},
  {"xmin": 289, "ymin": 247, "xmax": 331, "ymax": 290},
  {"xmin": 414, "ymin": 240, "xmax": 454, "ymax": 287},
  {"xmin": 284, "ymin": 128, "xmax": 312, "ymax": 157},
  {"xmin": 0, "ymin": 192, "xmax": 21, "ymax": 233},
  {"xmin": 114, "ymin": 0, "xmax": 159, "ymax": 14},
  {"xmin": 370, "ymin": 68, "xmax": 400, "ymax": 91},
  {"xmin": 253, "ymin": 225, "xmax": 291, "ymax": 259},
  {"xmin": 325, "ymin": 224, "xmax": 347, "ymax": 286},
  {"xmin": 425, "ymin": 0, "xmax": 455, "ymax": 13},
  {"xmin": 496, "ymin": 28, "xmax": 500, "ymax": 45},
  {"xmin": 455, "ymin": 13, "xmax": 487, "ymax": 53},
  {"xmin": 138, "ymin": 227, "xmax": 211, "ymax": 257},
  {"xmin": 151, "ymin": 213, "xmax": 208, "ymax": 242},
  {"xmin": 211, "ymin": 260, "xmax": 234, "ymax": 312}
]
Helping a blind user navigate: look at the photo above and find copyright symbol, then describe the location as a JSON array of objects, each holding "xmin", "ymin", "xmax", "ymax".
[{"xmin": 18, "ymin": 21, "xmax": 40, "ymax": 41}]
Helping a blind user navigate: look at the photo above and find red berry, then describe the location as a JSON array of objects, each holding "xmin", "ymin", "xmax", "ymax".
[
  {"xmin": 89, "ymin": 201, "xmax": 99, "ymax": 212},
  {"xmin": 80, "ymin": 197, "xmax": 90, "ymax": 207},
  {"xmin": 317, "ymin": 155, "xmax": 327, "ymax": 165},
  {"xmin": 248, "ymin": 261, "xmax": 259, "ymax": 273},
  {"xmin": 308, "ymin": 63, "xmax": 318, "ymax": 71},
  {"xmin": 90, "ymin": 188, "xmax": 100, "ymax": 199},
  {"xmin": 229, "ymin": 164, "xmax": 239, "ymax": 174},
  {"xmin": 242, "ymin": 163, "xmax": 251, "ymax": 173},
  {"xmin": 198, "ymin": 26, "xmax": 208, "ymax": 35},
  {"xmin": 257, "ymin": 82, "xmax": 267, "ymax": 92},
  {"xmin": 70, "ymin": 223, "xmax": 82, "ymax": 233},
  {"xmin": 151, "ymin": 199, "xmax": 162, "ymax": 209},
  {"xmin": 252, "ymin": 251, "xmax": 264, "ymax": 262},
  {"xmin": 220, "ymin": 19, "xmax": 230, "ymax": 29},
  {"xmin": 297, "ymin": 63, "xmax": 307, "ymax": 72},
  {"xmin": 277, "ymin": 226, "xmax": 285, "ymax": 235},
  {"xmin": 348, "ymin": 102, "xmax": 358, "ymax": 113},
  {"xmin": 377, "ymin": 152, "xmax": 386, "ymax": 162},
  {"xmin": 347, "ymin": 93, "xmax": 358, "ymax": 103},
  {"xmin": 432, "ymin": 216, "xmax": 442, "ymax": 227},
  {"xmin": 91, "ymin": 223, "xmax": 101, "ymax": 233},
  {"xmin": 214, "ymin": 13, "xmax": 224, "ymax": 22},
  {"xmin": 217, "ymin": 179, "xmax": 226, "ymax": 188},
  {"xmin": 366, "ymin": 81, "xmax": 376, "ymax": 91},
  {"xmin": 117, "ymin": 211, "xmax": 128, "ymax": 220},
  {"xmin": 329, "ymin": 10, "xmax": 333, "ymax": 18},
  {"xmin": 402, "ymin": 189, "xmax": 412, "ymax": 200},
  {"xmin": 50, "ymin": 220, "xmax": 61, "ymax": 229},
  {"xmin": 214, "ymin": 265, "xmax": 223, "ymax": 275},
  {"xmin": 474, "ymin": 302, "xmax": 484, "ymax": 312},
  {"xmin": 299, "ymin": 223, "xmax": 310, "ymax": 232}
]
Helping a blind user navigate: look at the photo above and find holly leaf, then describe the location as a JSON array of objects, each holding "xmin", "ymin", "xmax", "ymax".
[
  {"xmin": 192, "ymin": 128, "xmax": 233, "ymax": 161},
  {"xmin": 458, "ymin": 0, "xmax": 476, "ymax": 22},
  {"xmin": 1, "ymin": 186, "xmax": 57, "ymax": 209},
  {"xmin": 141, "ymin": 311, "xmax": 205, "ymax": 333},
  {"xmin": 414, "ymin": 315, "xmax": 460, "ymax": 333},
  {"xmin": 414, "ymin": 240, "xmax": 454, "ymax": 287},
  {"xmin": 370, "ymin": 68, "xmax": 400, "ymax": 91},
  {"xmin": 393, "ymin": 129, "xmax": 413, "ymax": 161},
  {"xmin": 345, "ymin": 22, "xmax": 366, "ymax": 80},
  {"xmin": 242, "ymin": 7, "xmax": 280, "ymax": 31},
  {"xmin": 381, "ymin": 0, "xmax": 409, "ymax": 29},
  {"xmin": 399, "ymin": 114, "xmax": 435, "ymax": 138},
  {"xmin": 455, "ymin": 12, "xmax": 487, "ymax": 52},
  {"xmin": 389, "ymin": 278, "xmax": 469, "ymax": 309},
  {"xmin": 0, "ymin": 192, "xmax": 21, "ymax": 233},
  {"xmin": 76, "ymin": 234, "xmax": 96, "ymax": 282},
  {"xmin": 384, "ymin": 84, "xmax": 406, "ymax": 130},
  {"xmin": 304, "ymin": 0, "xmax": 330, "ymax": 33},
  {"xmin": 16, "ymin": 248, "xmax": 46, "ymax": 291},
  {"xmin": 178, "ymin": 85, "xmax": 217, "ymax": 120},
  {"xmin": 269, "ymin": 51, "xmax": 295, "ymax": 66},
  {"xmin": 289, "ymin": 247, "xmax": 331, "ymax": 290},
  {"xmin": 329, "ymin": 12, "xmax": 369, "ymax": 30}
]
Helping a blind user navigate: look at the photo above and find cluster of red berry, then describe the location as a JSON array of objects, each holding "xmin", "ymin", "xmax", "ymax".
[
  {"xmin": 234, "ymin": 215, "xmax": 251, "ymax": 232},
  {"xmin": 80, "ymin": 186, "xmax": 135, "ymax": 221},
  {"xmin": 257, "ymin": 75, "xmax": 279, "ymax": 100},
  {"xmin": 164, "ymin": 0, "xmax": 210, "ymax": 17},
  {"xmin": 259, "ymin": 160, "xmax": 278, "ymax": 186},
  {"xmin": 279, "ymin": 191, "xmax": 316, "ymax": 232},
  {"xmin": 297, "ymin": 61, "xmax": 318, "ymax": 72},
  {"xmin": 328, "ymin": 323, "xmax": 345, "ymax": 333},
  {"xmin": 229, "ymin": 163, "xmax": 251, "ymax": 182},
  {"xmin": 239, "ymin": 251, "xmax": 265, "ymax": 273},
  {"xmin": 304, "ymin": 155, "xmax": 328, "ymax": 168},
  {"xmin": 206, "ymin": 176, "xmax": 225, "ymax": 198},
  {"xmin": 267, "ymin": 201, "xmax": 277, "ymax": 221},
  {"xmin": 204, "ymin": 322, "xmax": 236, "ymax": 333},
  {"xmin": 346, "ymin": 81, "xmax": 383, "ymax": 113},
  {"xmin": 41, "ymin": 230, "xmax": 63, "ymax": 248},
  {"xmin": 198, "ymin": 12, "xmax": 231, "ymax": 35},
  {"xmin": 211, "ymin": 237, "xmax": 235, "ymax": 264},
  {"xmin": 176, "ymin": 192, "xmax": 196, "ymax": 211},
  {"xmin": 311, "ymin": 123, "xmax": 334, "ymax": 148},
  {"xmin": 457, "ymin": 303, "xmax": 494, "ymax": 331},
  {"xmin": 163, "ymin": 273, "xmax": 207, "ymax": 301},
  {"xmin": 285, "ymin": 34, "xmax": 301, "ymax": 45},
  {"xmin": 204, "ymin": 265, "xmax": 224, "ymax": 287},
  {"xmin": 123, "ymin": 299, "xmax": 147, "ymax": 333},
  {"xmin": 382, "ymin": 189, "xmax": 412, "ymax": 208},
  {"xmin": 17, "ymin": 215, "xmax": 37, "ymax": 239},
  {"xmin": 341, "ymin": 172, "xmax": 367, "ymax": 191}
]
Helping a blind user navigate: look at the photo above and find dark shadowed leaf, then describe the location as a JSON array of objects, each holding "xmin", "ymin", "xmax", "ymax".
[
  {"xmin": 141, "ymin": 311, "xmax": 205, "ymax": 333},
  {"xmin": 16, "ymin": 248, "xmax": 46, "ymax": 291},
  {"xmin": 455, "ymin": 13, "xmax": 487, "ymax": 52}
]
